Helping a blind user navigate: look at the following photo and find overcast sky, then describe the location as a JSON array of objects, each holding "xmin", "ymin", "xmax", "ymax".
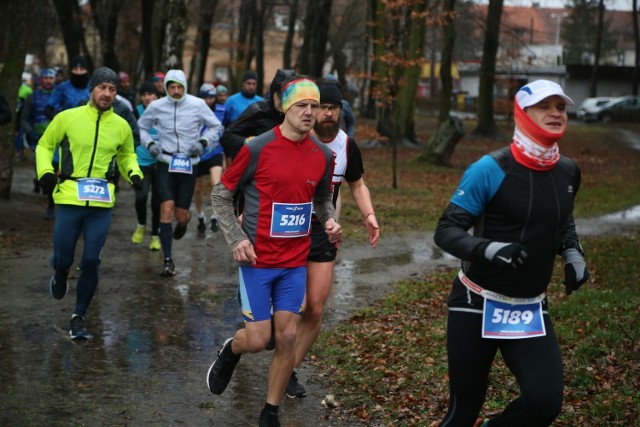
[{"xmin": 476, "ymin": 0, "xmax": 634, "ymax": 11}]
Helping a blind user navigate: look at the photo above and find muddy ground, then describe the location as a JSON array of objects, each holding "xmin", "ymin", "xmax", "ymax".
[
  {"xmin": 0, "ymin": 161, "xmax": 463, "ymax": 427},
  {"xmin": 1, "ymin": 152, "xmax": 639, "ymax": 427}
]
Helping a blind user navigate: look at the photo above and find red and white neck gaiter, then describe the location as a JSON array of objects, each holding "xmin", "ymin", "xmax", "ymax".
[{"xmin": 510, "ymin": 100, "xmax": 564, "ymax": 171}]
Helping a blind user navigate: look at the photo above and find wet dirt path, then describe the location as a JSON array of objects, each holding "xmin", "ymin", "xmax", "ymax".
[{"xmin": 1, "ymin": 152, "xmax": 639, "ymax": 426}]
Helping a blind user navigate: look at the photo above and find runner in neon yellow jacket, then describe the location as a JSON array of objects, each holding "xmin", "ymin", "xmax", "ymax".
[
  {"xmin": 35, "ymin": 66, "xmax": 144, "ymax": 341},
  {"xmin": 36, "ymin": 94, "xmax": 142, "ymax": 208}
]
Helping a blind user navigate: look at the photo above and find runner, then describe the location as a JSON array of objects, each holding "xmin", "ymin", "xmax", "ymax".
[
  {"xmin": 288, "ymin": 78, "xmax": 380, "ymax": 398},
  {"xmin": 36, "ymin": 67, "xmax": 143, "ymax": 340},
  {"xmin": 433, "ymin": 80, "xmax": 590, "ymax": 427},
  {"xmin": 206, "ymin": 76, "xmax": 341, "ymax": 427}
]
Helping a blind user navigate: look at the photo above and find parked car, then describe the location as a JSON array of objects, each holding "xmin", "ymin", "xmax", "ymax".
[
  {"xmin": 576, "ymin": 97, "xmax": 614, "ymax": 121},
  {"xmin": 582, "ymin": 95, "xmax": 640, "ymax": 123}
]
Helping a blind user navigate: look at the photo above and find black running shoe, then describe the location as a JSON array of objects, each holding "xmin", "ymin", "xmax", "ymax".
[
  {"xmin": 161, "ymin": 258, "xmax": 176, "ymax": 277},
  {"xmin": 207, "ymin": 338, "xmax": 241, "ymax": 394},
  {"xmin": 173, "ymin": 223, "xmax": 187, "ymax": 240},
  {"xmin": 259, "ymin": 408, "xmax": 281, "ymax": 427},
  {"xmin": 210, "ymin": 218, "xmax": 219, "ymax": 232},
  {"xmin": 285, "ymin": 370, "xmax": 307, "ymax": 398},
  {"xmin": 69, "ymin": 315, "xmax": 91, "ymax": 340},
  {"xmin": 49, "ymin": 271, "xmax": 68, "ymax": 300},
  {"xmin": 197, "ymin": 218, "xmax": 206, "ymax": 235}
]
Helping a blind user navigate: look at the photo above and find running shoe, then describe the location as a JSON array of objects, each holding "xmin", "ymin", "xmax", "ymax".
[
  {"xmin": 131, "ymin": 225, "xmax": 145, "ymax": 244},
  {"xmin": 206, "ymin": 338, "xmax": 241, "ymax": 394},
  {"xmin": 197, "ymin": 217, "xmax": 206, "ymax": 235},
  {"xmin": 161, "ymin": 258, "xmax": 176, "ymax": 277},
  {"xmin": 49, "ymin": 271, "xmax": 68, "ymax": 300},
  {"xmin": 173, "ymin": 218, "xmax": 189, "ymax": 240},
  {"xmin": 285, "ymin": 370, "xmax": 307, "ymax": 398},
  {"xmin": 210, "ymin": 218, "xmax": 219, "ymax": 232},
  {"xmin": 69, "ymin": 315, "xmax": 91, "ymax": 340},
  {"xmin": 259, "ymin": 408, "xmax": 281, "ymax": 427},
  {"xmin": 148, "ymin": 235, "xmax": 161, "ymax": 251}
]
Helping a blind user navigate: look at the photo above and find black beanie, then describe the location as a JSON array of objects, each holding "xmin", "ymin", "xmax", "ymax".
[
  {"xmin": 269, "ymin": 69, "xmax": 295, "ymax": 96},
  {"xmin": 69, "ymin": 55, "xmax": 89, "ymax": 72},
  {"xmin": 317, "ymin": 80, "xmax": 342, "ymax": 106},
  {"xmin": 90, "ymin": 67, "xmax": 119, "ymax": 91},
  {"xmin": 139, "ymin": 80, "xmax": 160, "ymax": 96},
  {"xmin": 242, "ymin": 70, "xmax": 258, "ymax": 83}
]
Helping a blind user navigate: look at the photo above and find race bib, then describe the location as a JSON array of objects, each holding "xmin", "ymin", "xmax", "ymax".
[
  {"xmin": 169, "ymin": 153, "xmax": 192, "ymax": 174},
  {"xmin": 482, "ymin": 299, "xmax": 546, "ymax": 339},
  {"xmin": 76, "ymin": 178, "xmax": 111, "ymax": 203},
  {"xmin": 270, "ymin": 202, "xmax": 312, "ymax": 238}
]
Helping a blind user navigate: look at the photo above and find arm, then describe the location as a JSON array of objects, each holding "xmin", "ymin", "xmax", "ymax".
[
  {"xmin": 137, "ymin": 102, "xmax": 157, "ymax": 149},
  {"xmin": 219, "ymin": 103, "xmax": 264, "ymax": 160},
  {"xmin": 200, "ymin": 102, "xmax": 223, "ymax": 143},
  {"xmin": 348, "ymin": 177, "xmax": 380, "ymax": 248},
  {"xmin": 116, "ymin": 120, "xmax": 143, "ymax": 183},
  {"xmin": 433, "ymin": 203, "xmax": 491, "ymax": 262},
  {"xmin": 20, "ymin": 94, "xmax": 35, "ymax": 133},
  {"xmin": 211, "ymin": 181, "xmax": 256, "ymax": 264}
]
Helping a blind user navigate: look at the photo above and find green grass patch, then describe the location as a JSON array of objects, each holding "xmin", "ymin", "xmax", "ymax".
[{"xmin": 315, "ymin": 232, "xmax": 639, "ymax": 426}]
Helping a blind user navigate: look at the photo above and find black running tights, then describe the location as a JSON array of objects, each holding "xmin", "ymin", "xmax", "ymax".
[{"xmin": 439, "ymin": 310, "xmax": 563, "ymax": 427}]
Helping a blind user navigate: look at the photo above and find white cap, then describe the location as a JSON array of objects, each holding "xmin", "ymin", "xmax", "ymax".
[{"xmin": 515, "ymin": 80, "xmax": 574, "ymax": 108}]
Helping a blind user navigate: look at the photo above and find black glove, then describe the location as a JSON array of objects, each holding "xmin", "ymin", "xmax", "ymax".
[
  {"xmin": 39, "ymin": 173, "xmax": 58, "ymax": 195},
  {"xmin": 130, "ymin": 175, "xmax": 143, "ymax": 191},
  {"xmin": 562, "ymin": 248, "xmax": 590, "ymax": 295},
  {"xmin": 484, "ymin": 242, "xmax": 528, "ymax": 269}
]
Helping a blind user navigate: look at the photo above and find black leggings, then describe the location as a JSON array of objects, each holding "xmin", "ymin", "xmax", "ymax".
[{"xmin": 439, "ymin": 310, "xmax": 563, "ymax": 427}]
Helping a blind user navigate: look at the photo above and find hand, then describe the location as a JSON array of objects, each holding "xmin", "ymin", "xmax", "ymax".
[
  {"xmin": 232, "ymin": 239, "xmax": 257, "ymax": 265},
  {"xmin": 130, "ymin": 175, "xmax": 143, "ymax": 191},
  {"xmin": 147, "ymin": 143, "xmax": 162, "ymax": 158},
  {"xmin": 189, "ymin": 142, "xmax": 204, "ymax": 157},
  {"xmin": 562, "ymin": 248, "xmax": 590, "ymax": 295},
  {"xmin": 484, "ymin": 242, "xmax": 528, "ymax": 269},
  {"xmin": 364, "ymin": 213, "xmax": 380, "ymax": 249},
  {"xmin": 39, "ymin": 173, "xmax": 58, "ymax": 195},
  {"xmin": 324, "ymin": 218, "xmax": 343, "ymax": 244}
]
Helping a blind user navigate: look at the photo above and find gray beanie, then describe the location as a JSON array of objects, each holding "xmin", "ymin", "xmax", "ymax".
[{"xmin": 90, "ymin": 67, "xmax": 119, "ymax": 91}]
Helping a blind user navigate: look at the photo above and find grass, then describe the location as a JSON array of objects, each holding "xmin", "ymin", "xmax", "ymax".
[{"xmin": 313, "ymin": 118, "xmax": 640, "ymax": 426}]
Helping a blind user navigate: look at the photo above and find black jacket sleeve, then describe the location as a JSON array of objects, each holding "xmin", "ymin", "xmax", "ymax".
[{"xmin": 433, "ymin": 203, "xmax": 491, "ymax": 262}]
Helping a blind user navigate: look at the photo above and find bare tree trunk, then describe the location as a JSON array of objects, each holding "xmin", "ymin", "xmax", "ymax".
[
  {"xmin": 140, "ymin": 0, "xmax": 156, "ymax": 77},
  {"xmin": 283, "ymin": 0, "xmax": 300, "ymax": 69},
  {"xmin": 51, "ymin": 0, "xmax": 94, "ymax": 69},
  {"xmin": 89, "ymin": 0, "xmax": 124, "ymax": 70},
  {"xmin": 438, "ymin": 0, "xmax": 456, "ymax": 124},
  {"xmin": 0, "ymin": 0, "xmax": 33, "ymax": 198},
  {"xmin": 234, "ymin": 0, "xmax": 255, "ymax": 90},
  {"xmin": 193, "ymin": 0, "xmax": 218, "ymax": 90},
  {"xmin": 632, "ymin": 0, "xmax": 639, "ymax": 96},
  {"xmin": 298, "ymin": 0, "xmax": 332, "ymax": 77},
  {"xmin": 473, "ymin": 0, "xmax": 503, "ymax": 138},
  {"xmin": 589, "ymin": 0, "xmax": 605, "ymax": 97},
  {"xmin": 160, "ymin": 0, "xmax": 189, "ymax": 70}
]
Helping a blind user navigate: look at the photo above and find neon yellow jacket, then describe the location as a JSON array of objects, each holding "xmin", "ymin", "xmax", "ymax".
[{"xmin": 36, "ymin": 102, "xmax": 142, "ymax": 208}]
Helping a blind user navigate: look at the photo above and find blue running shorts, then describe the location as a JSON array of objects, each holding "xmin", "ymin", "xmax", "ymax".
[{"xmin": 238, "ymin": 266, "xmax": 307, "ymax": 322}]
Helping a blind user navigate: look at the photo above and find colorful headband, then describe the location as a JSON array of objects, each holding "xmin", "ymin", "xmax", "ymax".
[{"xmin": 281, "ymin": 78, "xmax": 320, "ymax": 112}]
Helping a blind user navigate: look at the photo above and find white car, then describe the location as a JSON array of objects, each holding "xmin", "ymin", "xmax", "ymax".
[{"xmin": 576, "ymin": 97, "xmax": 615, "ymax": 122}]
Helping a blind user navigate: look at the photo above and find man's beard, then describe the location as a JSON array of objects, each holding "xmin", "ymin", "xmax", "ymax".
[{"xmin": 314, "ymin": 120, "xmax": 340, "ymax": 140}]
